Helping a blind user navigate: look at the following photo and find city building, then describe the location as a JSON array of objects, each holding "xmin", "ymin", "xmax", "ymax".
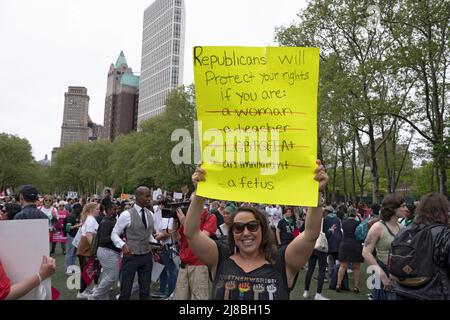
[
  {"xmin": 137, "ymin": 0, "xmax": 185, "ymax": 126},
  {"xmin": 88, "ymin": 117, "xmax": 104, "ymax": 142},
  {"xmin": 37, "ymin": 155, "xmax": 51, "ymax": 167},
  {"xmin": 103, "ymin": 51, "xmax": 140, "ymax": 141},
  {"xmin": 60, "ymin": 86, "xmax": 90, "ymax": 148}
]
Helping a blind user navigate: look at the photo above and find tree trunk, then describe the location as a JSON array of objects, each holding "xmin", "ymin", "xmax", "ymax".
[
  {"xmin": 351, "ymin": 136, "xmax": 356, "ymax": 201},
  {"xmin": 437, "ymin": 158, "xmax": 447, "ymax": 196},
  {"xmin": 368, "ymin": 118, "xmax": 379, "ymax": 203},
  {"xmin": 340, "ymin": 142, "xmax": 348, "ymax": 202},
  {"xmin": 391, "ymin": 124, "xmax": 397, "ymax": 193},
  {"xmin": 381, "ymin": 121, "xmax": 392, "ymax": 193},
  {"xmin": 331, "ymin": 145, "xmax": 339, "ymax": 203},
  {"xmin": 430, "ymin": 164, "xmax": 435, "ymax": 192}
]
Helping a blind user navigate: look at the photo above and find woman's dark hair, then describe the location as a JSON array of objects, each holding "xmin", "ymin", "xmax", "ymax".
[
  {"xmin": 229, "ymin": 206, "xmax": 278, "ymax": 264},
  {"xmin": 406, "ymin": 204, "xmax": 416, "ymax": 218},
  {"xmin": 347, "ymin": 207, "xmax": 356, "ymax": 218},
  {"xmin": 371, "ymin": 203, "xmax": 380, "ymax": 216},
  {"xmin": 4, "ymin": 203, "xmax": 22, "ymax": 220},
  {"xmin": 283, "ymin": 206, "xmax": 294, "ymax": 214},
  {"xmin": 283, "ymin": 206, "xmax": 296, "ymax": 220},
  {"xmin": 338, "ymin": 204, "xmax": 347, "ymax": 214},
  {"xmin": 380, "ymin": 193, "xmax": 404, "ymax": 221},
  {"xmin": 414, "ymin": 193, "xmax": 449, "ymax": 225}
]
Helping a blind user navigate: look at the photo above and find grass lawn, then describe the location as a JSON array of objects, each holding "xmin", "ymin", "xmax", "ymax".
[{"xmin": 51, "ymin": 250, "xmax": 371, "ymax": 300}]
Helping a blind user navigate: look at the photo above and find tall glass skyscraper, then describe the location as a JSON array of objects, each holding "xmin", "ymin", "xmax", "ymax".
[{"xmin": 137, "ymin": 0, "xmax": 185, "ymax": 126}]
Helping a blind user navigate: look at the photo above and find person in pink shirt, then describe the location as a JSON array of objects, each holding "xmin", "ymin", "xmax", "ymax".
[{"xmin": 50, "ymin": 201, "xmax": 69, "ymax": 255}]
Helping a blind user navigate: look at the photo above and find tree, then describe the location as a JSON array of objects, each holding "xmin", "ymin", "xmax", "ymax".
[
  {"xmin": 384, "ymin": 0, "xmax": 449, "ymax": 195},
  {"xmin": 0, "ymin": 133, "xmax": 35, "ymax": 192},
  {"xmin": 275, "ymin": 0, "xmax": 449, "ymax": 201}
]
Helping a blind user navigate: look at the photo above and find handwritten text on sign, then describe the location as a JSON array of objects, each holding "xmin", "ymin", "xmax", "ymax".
[{"xmin": 194, "ymin": 46, "xmax": 319, "ymax": 206}]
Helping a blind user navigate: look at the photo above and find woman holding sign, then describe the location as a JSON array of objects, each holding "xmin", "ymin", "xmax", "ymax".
[{"xmin": 184, "ymin": 160, "xmax": 327, "ymax": 300}]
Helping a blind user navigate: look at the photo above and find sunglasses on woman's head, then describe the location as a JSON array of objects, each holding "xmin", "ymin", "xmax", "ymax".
[{"xmin": 232, "ymin": 220, "xmax": 260, "ymax": 234}]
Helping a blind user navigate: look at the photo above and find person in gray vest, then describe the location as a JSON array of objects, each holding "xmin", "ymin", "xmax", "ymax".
[{"xmin": 111, "ymin": 186, "xmax": 154, "ymax": 300}]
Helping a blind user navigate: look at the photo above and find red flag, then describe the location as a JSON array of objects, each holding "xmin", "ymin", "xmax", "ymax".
[
  {"xmin": 51, "ymin": 287, "xmax": 60, "ymax": 300},
  {"xmin": 81, "ymin": 257, "xmax": 98, "ymax": 286}
]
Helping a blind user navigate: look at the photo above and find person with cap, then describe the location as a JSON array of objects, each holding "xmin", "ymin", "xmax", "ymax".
[
  {"xmin": 111, "ymin": 186, "xmax": 155, "ymax": 300},
  {"xmin": 50, "ymin": 201, "xmax": 69, "ymax": 255},
  {"xmin": 13, "ymin": 185, "xmax": 47, "ymax": 220}
]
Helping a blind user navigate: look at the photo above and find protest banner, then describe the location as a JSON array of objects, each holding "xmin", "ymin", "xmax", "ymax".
[
  {"xmin": 0, "ymin": 220, "xmax": 52, "ymax": 299},
  {"xmin": 173, "ymin": 192, "xmax": 183, "ymax": 200},
  {"xmin": 67, "ymin": 191, "xmax": 78, "ymax": 199},
  {"xmin": 193, "ymin": 46, "xmax": 320, "ymax": 206},
  {"xmin": 120, "ymin": 193, "xmax": 131, "ymax": 201}
]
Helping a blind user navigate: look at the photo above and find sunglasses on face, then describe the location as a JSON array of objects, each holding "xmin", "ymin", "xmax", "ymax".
[
  {"xmin": 44, "ymin": 199, "xmax": 52, "ymax": 203},
  {"xmin": 232, "ymin": 220, "xmax": 260, "ymax": 234}
]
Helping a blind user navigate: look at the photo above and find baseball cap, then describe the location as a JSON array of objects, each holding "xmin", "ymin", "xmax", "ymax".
[
  {"xmin": 19, "ymin": 185, "xmax": 39, "ymax": 201},
  {"xmin": 72, "ymin": 203, "xmax": 82, "ymax": 211}
]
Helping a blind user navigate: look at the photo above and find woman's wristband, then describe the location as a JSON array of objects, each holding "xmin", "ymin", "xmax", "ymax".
[{"xmin": 36, "ymin": 273, "xmax": 42, "ymax": 284}]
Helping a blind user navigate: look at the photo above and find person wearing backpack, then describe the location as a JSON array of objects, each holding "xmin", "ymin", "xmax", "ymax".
[
  {"xmin": 388, "ymin": 192, "xmax": 450, "ymax": 300},
  {"xmin": 362, "ymin": 194, "xmax": 407, "ymax": 300}
]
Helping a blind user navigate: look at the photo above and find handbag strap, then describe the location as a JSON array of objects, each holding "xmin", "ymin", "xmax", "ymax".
[{"xmin": 381, "ymin": 220, "xmax": 397, "ymax": 238}]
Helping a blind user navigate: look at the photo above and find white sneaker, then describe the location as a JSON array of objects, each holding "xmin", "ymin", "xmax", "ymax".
[
  {"xmin": 314, "ymin": 293, "xmax": 330, "ymax": 300},
  {"xmin": 76, "ymin": 291, "xmax": 90, "ymax": 299},
  {"xmin": 302, "ymin": 290, "xmax": 309, "ymax": 299},
  {"xmin": 164, "ymin": 293, "xmax": 174, "ymax": 300}
]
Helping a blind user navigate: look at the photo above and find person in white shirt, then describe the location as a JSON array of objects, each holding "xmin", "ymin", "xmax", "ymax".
[
  {"xmin": 40, "ymin": 194, "xmax": 57, "ymax": 229},
  {"xmin": 151, "ymin": 199, "xmax": 178, "ymax": 299},
  {"xmin": 76, "ymin": 202, "xmax": 100, "ymax": 299},
  {"xmin": 111, "ymin": 186, "xmax": 154, "ymax": 300}
]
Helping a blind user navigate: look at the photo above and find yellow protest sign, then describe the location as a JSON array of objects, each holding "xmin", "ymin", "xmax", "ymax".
[
  {"xmin": 193, "ymin": 46, "xmax": 319, "ymax": 206},
  {"xmin": 120, "ymin": 194, "xmax": 131, "ymax": 201}
]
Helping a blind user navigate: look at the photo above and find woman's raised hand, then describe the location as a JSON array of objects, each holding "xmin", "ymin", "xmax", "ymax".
[
  {"xmin": 192, "ymin": 165, "xmax": 206, "ymax": 188},
  {"xmin": 314, "ymin": 159, "xmax": 328, "ymax": 192}
]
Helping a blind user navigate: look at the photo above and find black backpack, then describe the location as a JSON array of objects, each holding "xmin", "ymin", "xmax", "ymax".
[{"xmin": 388, "ymin": 224, "xmax": 449, "ymax": 299}]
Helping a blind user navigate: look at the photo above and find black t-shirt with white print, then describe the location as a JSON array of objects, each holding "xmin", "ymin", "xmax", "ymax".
[
  {"xmin": 277, "ymin": 219, "xmax": 296, "ymax": 246},
  {"xmin": 211, "ymin": 241, "xmax": 298, "ymax": 300}
]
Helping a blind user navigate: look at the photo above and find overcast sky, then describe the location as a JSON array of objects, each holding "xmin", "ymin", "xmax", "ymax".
[{"xmin": 0, "ymin": 0, "xmax": 307, "ymax": 161}]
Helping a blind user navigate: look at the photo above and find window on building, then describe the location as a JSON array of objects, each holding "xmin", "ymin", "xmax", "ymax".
[{"xmin": 173, "ymin": 40, "xmax": 180, "ymax": 55}]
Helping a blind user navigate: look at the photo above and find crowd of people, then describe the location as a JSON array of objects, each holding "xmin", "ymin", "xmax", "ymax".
[{"xmin": 0, "ymin": 161, "xmax": 449, "ymax": 300}]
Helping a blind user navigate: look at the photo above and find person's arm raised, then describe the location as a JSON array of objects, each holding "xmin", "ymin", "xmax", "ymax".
[
  {"xmin": 284, "ymin": 160, "xmax": 328, "ymax": 287},
  {"xmin": 5, "ymin": 256, "xmax": 55, "ymax": 300},
  {"xmin": 183, "ymin": 166, "xmax": 219, "ymax": 272}
]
